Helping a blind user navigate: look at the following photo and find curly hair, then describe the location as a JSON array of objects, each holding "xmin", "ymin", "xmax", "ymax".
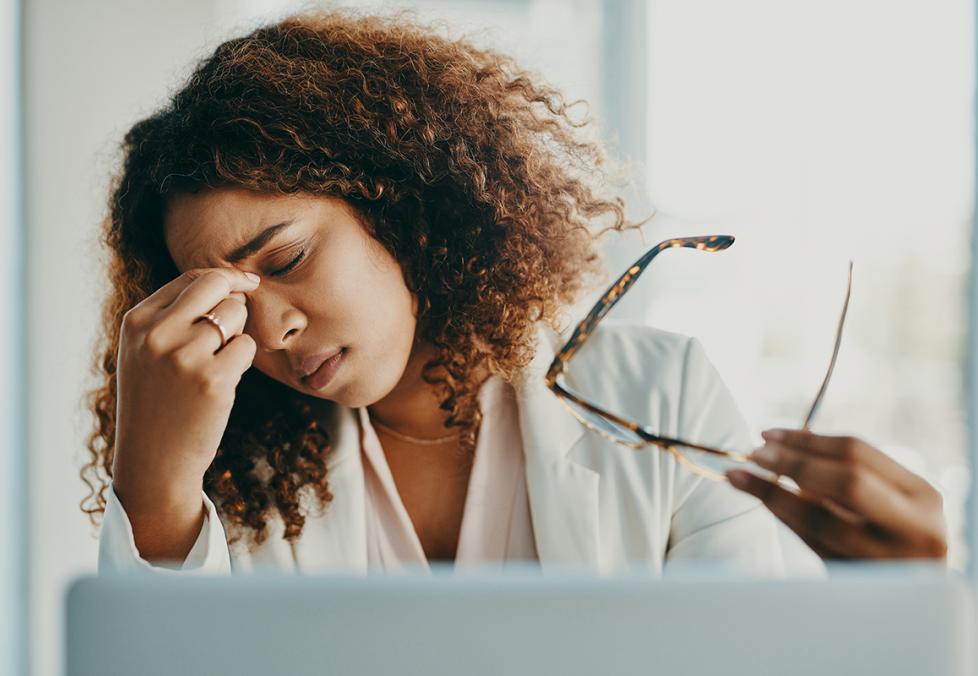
[{"xmin": 81, "ymin": 10, "xmax": 633, "ymax": 546}]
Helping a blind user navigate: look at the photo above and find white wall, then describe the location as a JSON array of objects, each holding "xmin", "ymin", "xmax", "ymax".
[{"xmin": 642, "ymin": 0, "xmax": 974, "ymax": 566}]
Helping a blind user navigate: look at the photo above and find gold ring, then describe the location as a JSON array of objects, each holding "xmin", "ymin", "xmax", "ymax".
[{"xmin": 196, "ymin": 312, "xmax": 228, "ymax": 349}]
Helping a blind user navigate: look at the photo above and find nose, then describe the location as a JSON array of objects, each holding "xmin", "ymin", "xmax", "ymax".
[{"xmin": 245, "ymin": 292, "xmax": 307, "ymax": 351}]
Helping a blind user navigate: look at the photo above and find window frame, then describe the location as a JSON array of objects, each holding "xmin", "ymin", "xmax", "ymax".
[{"xmin": 1, "ymin": 0, "xmax": 28, "ymax": 673}]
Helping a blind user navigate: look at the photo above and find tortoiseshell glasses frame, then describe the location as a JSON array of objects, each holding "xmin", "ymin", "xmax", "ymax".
[{"xmin": 544, "ymin": 235, "xmax": 852, "ymax": 482}]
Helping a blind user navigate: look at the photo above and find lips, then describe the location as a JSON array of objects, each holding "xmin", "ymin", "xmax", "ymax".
[
  {"xmin": 300, "ymin": 348, "xmax": 346, "ymax": 391},
  {"xmin": 298, "ymin": 348, "xmax": 343, "ymax": 377}
]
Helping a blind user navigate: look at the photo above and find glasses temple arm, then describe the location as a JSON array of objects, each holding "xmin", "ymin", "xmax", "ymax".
[{"xmin": 802, "ymin": 260, "xmax": 853, "ymax": 430}]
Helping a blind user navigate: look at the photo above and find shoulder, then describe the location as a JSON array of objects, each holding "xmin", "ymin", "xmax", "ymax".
[
  {"xmin": 558, "ymin": 320, "xmax": 705, "ymax": 414},
  {"xmin": 569, "ymin": 319, "xmax": 693, "ymax": 369},
  {"xmin": 556, "ymin": 320, "xmax": 703, "ymax": 384}
]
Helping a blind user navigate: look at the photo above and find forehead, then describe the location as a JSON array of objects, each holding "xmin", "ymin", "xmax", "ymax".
[{"xmin": 163, "ymin": 188, "xmax": 320, "ymax": 271}]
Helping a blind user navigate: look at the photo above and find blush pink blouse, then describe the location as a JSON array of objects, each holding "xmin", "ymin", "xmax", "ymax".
[{"xmin": 358, "ymin": 374, "xmax": 538, "ymax": 571}]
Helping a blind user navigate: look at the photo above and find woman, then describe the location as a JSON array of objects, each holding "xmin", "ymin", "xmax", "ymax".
[{"xmin": 83, "ymin": 11, "xmax": 941, "ymax": 575}]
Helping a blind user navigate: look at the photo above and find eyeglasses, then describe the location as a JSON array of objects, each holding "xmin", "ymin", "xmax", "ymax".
[{"xmin": 545, "ymin": 235, "xmax": 852, "ymax": 482}]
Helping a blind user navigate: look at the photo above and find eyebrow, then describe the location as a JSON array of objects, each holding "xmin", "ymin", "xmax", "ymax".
[{"xmin": 224, "ymin": 220, "xmax": 296, "ymax": 264}]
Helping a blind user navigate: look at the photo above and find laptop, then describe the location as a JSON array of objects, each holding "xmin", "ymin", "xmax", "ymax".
[{"xmin": 66, "ymin": 565, "xmax": 974, "ymax": 676}]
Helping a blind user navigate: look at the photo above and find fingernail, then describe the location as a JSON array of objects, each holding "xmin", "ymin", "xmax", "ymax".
[
  {"xmin": 726, "ymin": 470, "xmax": 749, "ymax": 488},
  {"xmin": 751, "ymin": 444, "xmax": 779, "ymax": 466},
  {"xmin": 244, "ymin": 272, "xmax": 260, "ymax": 284},
  {"xmin": 761, "ymin": 429, "xmax": 784, "ymax": 442}
]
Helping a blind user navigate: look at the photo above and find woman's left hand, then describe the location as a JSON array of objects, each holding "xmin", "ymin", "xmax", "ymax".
[{"xmin": 726, "ymin": 429, "xmax": 948, "ymax": 561}]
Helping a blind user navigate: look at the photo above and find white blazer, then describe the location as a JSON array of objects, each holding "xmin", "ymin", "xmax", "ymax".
[{"xmin": 99, "ymin": 321, "xmax": 818, "ymax": 575}]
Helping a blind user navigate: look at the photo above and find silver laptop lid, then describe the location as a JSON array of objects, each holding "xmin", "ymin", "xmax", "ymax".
[{"xmin": 66, "ymin": 568, "xmax": 974, "ymax": 676}]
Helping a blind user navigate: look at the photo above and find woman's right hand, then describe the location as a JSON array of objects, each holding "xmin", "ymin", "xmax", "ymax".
[
  {"xmin": 728, "ymin": 429, "xmax": 947, "ymax": 561},
  {"xmin": 111, "ymin": 268, "xmax": 260, "ymax": 563}
]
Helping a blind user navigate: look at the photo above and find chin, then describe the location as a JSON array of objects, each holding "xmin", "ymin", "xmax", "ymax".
[
  {"xmin": 310, "ymin": 365, "xmax": 404, "ymax": 410},
  {"xmin": 317, "ymin": 383, "xmax": 382, "ymax": 409}
]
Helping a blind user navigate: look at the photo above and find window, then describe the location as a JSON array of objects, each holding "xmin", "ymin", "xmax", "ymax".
[{"xmin": 640, "ymin": 0, "xmax": 974, "ymax": 567}]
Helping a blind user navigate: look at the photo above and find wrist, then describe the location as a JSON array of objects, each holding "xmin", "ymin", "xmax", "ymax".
[
  {"xmin": 111, "ymin": 469, "xmax": 208, "ymax": 564},
  {"xmin": 112, "ymin": 465, "xmax": 204, "ymax": 519}
]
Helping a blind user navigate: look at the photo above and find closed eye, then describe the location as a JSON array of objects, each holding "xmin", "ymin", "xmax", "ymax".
[{"xmin": 268, "ymin": 248, "xmax": 307, "ymax": 277}]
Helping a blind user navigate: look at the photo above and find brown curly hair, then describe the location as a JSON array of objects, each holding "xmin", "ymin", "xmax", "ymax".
[{"xmin": 81, "ymin": 10, "xmax": 632, "ymax": 546}]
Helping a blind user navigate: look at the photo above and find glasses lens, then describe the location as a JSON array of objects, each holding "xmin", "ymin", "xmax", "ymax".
[
  {"xmin": 674, "ymin": 446, "xmax": 783, "ymax": 486},
  {"xmin": 560, "ymin": 396, "xmax": 644, "ymax": 445},
  {"xmin": 672, "ymin": 445, "xmax": 752, "ymax": 477},
  {"xmin": 560, "ymin": 393, "xmax": 776, "ymax": 482}
]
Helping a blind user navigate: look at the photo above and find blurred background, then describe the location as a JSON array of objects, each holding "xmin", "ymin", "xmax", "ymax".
[{"xmin": 0, "ymin": 0, "xmax": 974, "ymax": 674}]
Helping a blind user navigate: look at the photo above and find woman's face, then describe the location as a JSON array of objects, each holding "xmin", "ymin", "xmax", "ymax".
[{"xmin": 163, "ymin": 188, "xmax": 419, "ymax": 408}]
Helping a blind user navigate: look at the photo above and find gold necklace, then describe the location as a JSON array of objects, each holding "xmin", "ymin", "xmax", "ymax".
[{"xmin": 370, "ymin": 417, "xmax": 461, "ymax": 446}]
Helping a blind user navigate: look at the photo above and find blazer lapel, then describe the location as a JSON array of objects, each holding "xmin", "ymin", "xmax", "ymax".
[{"xmin": 514, "ymin": 323, "xmax": 601, "ymax": 570}]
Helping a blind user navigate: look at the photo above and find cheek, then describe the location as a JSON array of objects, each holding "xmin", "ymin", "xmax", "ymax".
[
  {"xmin": 362, "ymin": 262, "xmax": 416, "ymax": 331},
  {"xmin": 335, "ymin": 239, "xmax": 416, "ymax": 328},
  {"xmin": 347, "ymin": 279, "xmax": 416, "ymax": 360}
]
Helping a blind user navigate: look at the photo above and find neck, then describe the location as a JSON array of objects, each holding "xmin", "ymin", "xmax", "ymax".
[{"xmin": 367, "ymin": 340, "xmax": 489, "ymax": 440}]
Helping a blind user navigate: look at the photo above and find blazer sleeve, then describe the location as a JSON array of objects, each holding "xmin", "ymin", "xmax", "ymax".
[
  {"xmin": 664, "ymin": 337, "xmax": 820, "ymax": 576},
  {"xmin": 98, "ymin": 484, "xmax": 232, "ymax": 575}
]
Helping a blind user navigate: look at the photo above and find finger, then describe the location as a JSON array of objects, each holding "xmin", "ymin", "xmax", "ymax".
[
  {"xmin": 213, "ymin": 333, "xmax": 257, "ymax": 377},
  {"xmin": 158, "ymin": 269, "xmax": 259, "ymax": 321},
  {"xmin": 185, "ymin": 298, "xmax": 248, "ymax": 354},
  {"xmin": 750, "ymin": 441, "xmax": 930, "ymax": 535},
  {"xmin": 761, "ymin": 428, "xmax": 865, "ymax": 456},
  {"xmin": 142, "ymin": 268, "xmax": 259, "ymax": 312},
  {"xmin": 761, "ymin": 429, "xmax": 929, "ymax": 494},
  {"xmin": 726, "ymin": 470, "xmax": 899, "ymax": 560}
]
